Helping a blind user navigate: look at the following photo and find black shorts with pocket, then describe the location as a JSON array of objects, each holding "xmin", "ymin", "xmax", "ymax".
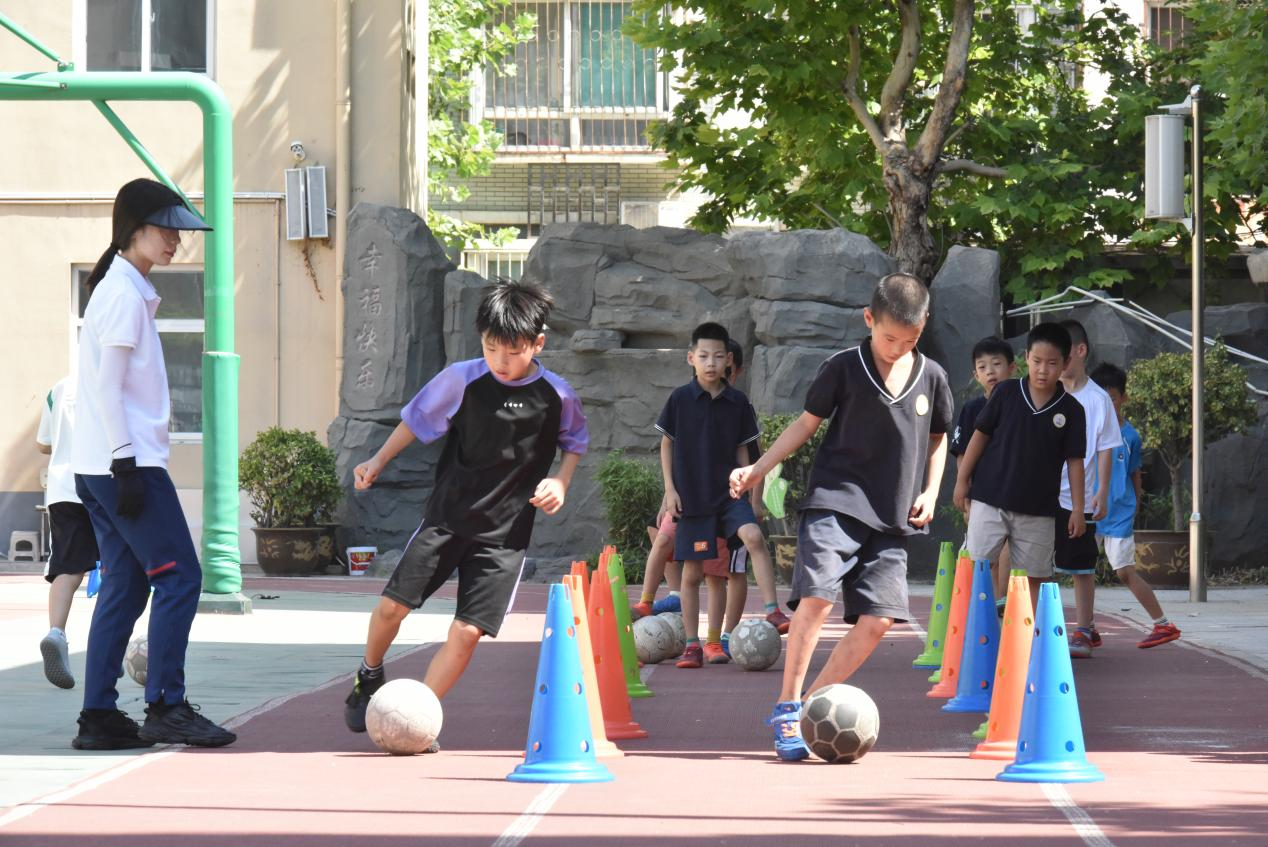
[
  {"xmin": 788, "ymin": 508, "xmax": 910, "ymax": 624},
  {"xmin": 1053, "ymin": 507, "xmax": 1098, "ymax": 573},
  {"xmin": 382, "ymin": 524, "xmax": 526, "ymax": 638},
  {"xmin": 46, "ymin": 501, "xmax": 100, "ymax": 583}
]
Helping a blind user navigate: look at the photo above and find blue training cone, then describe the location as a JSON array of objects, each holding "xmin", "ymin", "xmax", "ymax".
[
  {"xmin": 997, "ymin": 583, "xmax": 1104, "ymax": 783},
  {"xmin": 943, "ymin": 559, "xmax": 1001, "ymax": 714},
  {"xmin": 507, "ymin": 583, "xmax": 615, "ymax": 784}
]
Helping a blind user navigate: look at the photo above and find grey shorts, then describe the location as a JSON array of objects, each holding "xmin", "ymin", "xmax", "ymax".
[
  {"xmin": 966, "ymin": 501, "xmax": 1055, "ymax": 578},
  {"xmin": 788, "ymin": 509, "xmax": 910, "ymax": 625}
]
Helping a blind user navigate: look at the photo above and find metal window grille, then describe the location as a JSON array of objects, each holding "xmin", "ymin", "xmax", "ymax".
[
  {"xmin": 527, "ymin": 162, "xmax": 621, "ymax": 230},
  {"xmin": 1147, "ymin": 3, "xmax": 1191, "ymax": 52},
  {"xmin": 481, "ymin": 1, "xmax": 668, "ymax": 153},
  {"xmin": 461, "ymin": 246, "xmax": 531, "ymax": 281}
]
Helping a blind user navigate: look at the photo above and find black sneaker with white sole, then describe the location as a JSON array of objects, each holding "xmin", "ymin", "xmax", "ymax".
[
  {"xmin": 72, "ymin": 709, "xmax": 155, "ymax": 750},
  {"xmin": 343, "ymin": 669, "xmax": 386, "ymax": 733},
  {"xmin": 139, "ymin": 701, "xmax": 237, "ymax": 747}
]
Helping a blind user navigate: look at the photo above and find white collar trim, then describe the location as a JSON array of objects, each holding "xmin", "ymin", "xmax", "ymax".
[{"xmin": 856, "ymin": 343, "xmax": 925, "ymax": 406}]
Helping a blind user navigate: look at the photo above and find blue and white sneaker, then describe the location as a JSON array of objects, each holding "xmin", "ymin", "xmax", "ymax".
[
  {"xmin": 720, "ymin": 634, "xmax": 731, "ymax": 658},
  {"xmin": 652, "ymin": 594, "xmax": 681, "ymax": 615},
  {"xmin": 766, "ymin": 701, "xmax": 810, "ymax": 761}
]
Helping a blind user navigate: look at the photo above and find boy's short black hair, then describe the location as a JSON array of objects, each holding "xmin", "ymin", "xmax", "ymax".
[
  {"xmin": 971, "ymin": 336, "xmax": 1015, "ymax": 364},
  {"xmin": 869, "ymin": 272, "xmax": 930, "ymax": 327},
  {"xmin": 1059, "ymin": 318, "xmax": 1090, "ymax": 357},
  {"xmin": 726, "ymin": 337, "xmax": 744, "ymax": 369},
  {"xmin": 691, "ymin": 321, "xmax": 730, "ymax": 348},
  {"xmin": 475, "ymin": 277, "xmax": 554, "ymax": 345},
  {"xmin": 1026, "ymin": 322, "xmax": 1073, "ymax": 359},
  {"xmin": 1090, "ymin": 362, "xmax": 1127, "ymax": 394}
]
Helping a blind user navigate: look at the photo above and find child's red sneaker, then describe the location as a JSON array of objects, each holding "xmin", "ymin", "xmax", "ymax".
[
  {"xmin": 765, "ymin": 608, "xmax": 791, "ymax": 635},
  {"xmin": 676, "ymin": 643, "xmax": 704, "ymax": 668},
  {"xmin": 1137, "ymin": 623, "xmax": 1181, "ymax": 649}
]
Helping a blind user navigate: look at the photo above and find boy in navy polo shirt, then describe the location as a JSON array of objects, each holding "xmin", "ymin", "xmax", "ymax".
[
  {"xmin": 343, "ymin": 280, "xmax": 588, "ymax": 748},
  {"xmin": 655, "ymin": 322, "xmax": 771, "ymax": 668},
  {"xmin": 731, "ymin": 273, "xmax": 954, "ymax": 760},
  {"xmin": 953, "ymin": 322, "xmax": 1087, "ymax": 611}
]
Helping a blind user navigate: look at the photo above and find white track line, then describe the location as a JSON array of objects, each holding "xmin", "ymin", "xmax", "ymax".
[
  {"xmin": 1042, "ymin": 783, "xmax": 1118, "ymax": 847},
  {"xmin": 491, "ymin": 783, "xmax": 569, "ymax": 847},
  {"xmin": 0, "ymin": 640, "xmax": 438, "ymax": 831}
]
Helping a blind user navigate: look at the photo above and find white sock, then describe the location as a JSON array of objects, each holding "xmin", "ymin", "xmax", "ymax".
[
  {"xmin": 668, "ymin": 590, "xmax": 680, "ymax": 598},
  {"xmin": 1153, "ymin": 615, "xmax": 1169, "ymax": 626},
  {"xmin": 47, "ymin": 627, "xmax": 65, "ymax": 638}
]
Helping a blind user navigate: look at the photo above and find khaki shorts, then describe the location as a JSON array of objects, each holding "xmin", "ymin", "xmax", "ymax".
[
  {"xmin": 1097, "ymin": 534, "xmax": 1136, "ymax": 570},
  {"xmin": 966, "ymin": 501, "xmax": 1054, "ymax": 578}
]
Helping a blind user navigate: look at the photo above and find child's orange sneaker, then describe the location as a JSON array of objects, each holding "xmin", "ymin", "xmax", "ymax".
[
  {"xmin": 703, "ymin": 642, "xmax": 730, "ymax": 664},
  {"xmin": 1069, "ymin": 629, "xmax": 1093, "ymax": 659},
  {"xmin": 630, "ymin": 601, "xmax": 653, "ymax": 621},
  {"xmin": 1137, "ymin": 623, "xmax": 1181, "ymax": 649},
  {"xmin": 675, "ymin": 643, "xmax": 704, "ymax": 668}
]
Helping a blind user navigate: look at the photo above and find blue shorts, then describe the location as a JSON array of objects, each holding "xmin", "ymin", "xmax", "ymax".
[
  {"xmin": 789, "ymin": 509, "xmax": 910, "ymax": 624},
  {"xmin": 674, "ymin": 498, "xmax": 757, "ymax": 562}
]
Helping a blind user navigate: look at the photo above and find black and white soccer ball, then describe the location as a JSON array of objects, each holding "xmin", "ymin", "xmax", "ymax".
[
  {"xmin": 123, "ymin": 636, "xmax": 147, "ymax": 686},
  {"xmin": 800, "ymin": 684, "xmax": 879, "ymax": 764}
]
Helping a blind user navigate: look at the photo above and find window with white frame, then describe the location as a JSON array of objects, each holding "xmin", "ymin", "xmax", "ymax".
[
  {"xmin": 73, "ymin": 267, "xmax": 205, "ymax": 439},
  {"xmin": 79, "ymin": 0, "xmax": 214, "ymax": 75},
  {"xmin": 477, "ymin": 0, "xmax": 668, "ymax": 152}
]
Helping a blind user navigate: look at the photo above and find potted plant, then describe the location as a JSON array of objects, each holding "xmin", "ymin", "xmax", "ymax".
[
  {"xmin": 1127, "ymin": 342, "xmax": 1255, "ymax": 586},
  {"xmin": 239, "ymin": 427, "xmax": 343, "ymax": 576},
  {"xmin": 759, "ymin": 413, "xmax": 826, "ymax": 584}
]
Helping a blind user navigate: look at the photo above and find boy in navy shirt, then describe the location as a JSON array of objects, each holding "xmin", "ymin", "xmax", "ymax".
[
  {"xmin": 655, "ymin": 322, "xmax": 771, "ymax": 668},
  {"xmin": 344, "ymin": 280, "xmax": 588, "ymax": 748},
  {"xmin": 954, "ymin": 322, "xmax": 1087, "ymax": 610},
  {"xmin": 731, "ymin": 273, "xmax": 954, "ymax": 760},
  {"xmin": 1089, "ymin": 363, "xmax": 1180, "ymax": 649}
]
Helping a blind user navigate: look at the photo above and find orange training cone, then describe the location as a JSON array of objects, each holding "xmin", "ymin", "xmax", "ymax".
[
  {"xmin": 972, "ymin": 573, "xmax": 1034, "ymax": 760},
  {"xmin": 927, "ymin": 555, "xmax": 973, "ymax": 698},
  {"xmin": 587, "ymin": 567, "xmax": 647, "ymax": 740},
  {"xmin": 564, "ymin": 575, "xmax": 623, "ymax": 759}
]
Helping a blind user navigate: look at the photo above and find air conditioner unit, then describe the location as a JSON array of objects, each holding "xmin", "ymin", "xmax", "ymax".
[{"xmin": 620, "ymin": 201, "xmax": 659, "ymax": 229}]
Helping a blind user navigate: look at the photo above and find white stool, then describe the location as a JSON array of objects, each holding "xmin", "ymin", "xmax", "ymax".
[{"xmin": 7, "ymin": 530, "xmax": 41, "ymax": 562}]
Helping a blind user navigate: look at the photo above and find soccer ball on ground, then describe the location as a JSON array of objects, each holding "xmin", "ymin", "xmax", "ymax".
[
  {"xmin": 123, "ymin": 636, "xmax": 147, "ymax": 686},
  {"xmin": 800, "ymin": 684, "xmax": 879, "ymax": 764},
  {"xmin": 366, "ymin": 678, "xmax": 443, "ymax": 755},
  {"xmin": 657, "ymin": 612, "xmax": 687, "ymax": 656},
  {"xmin": 729, "ymin": 619, "xmax": 781, "ymax": 671},
  {"xmin": 633, "ymin": 615, "xmax": 677, "ymax": 664}
]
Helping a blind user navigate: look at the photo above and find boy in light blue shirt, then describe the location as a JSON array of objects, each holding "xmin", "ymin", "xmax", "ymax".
[{"xmin": 1090, "ymin": 363, "xmax": 1180, "ymax": 649}]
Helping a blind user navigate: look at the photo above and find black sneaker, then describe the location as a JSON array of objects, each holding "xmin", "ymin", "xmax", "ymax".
[
  {"xmin": 72, "ymin": 709, "xmax": 155, "ymax": 751},
  {"xmin": 139, "ymin": 701, "xmax": 237, "ymax": 747},
  {"xmin": 344, "ymin": 669, "xmax": 386, "ymax": 733}
]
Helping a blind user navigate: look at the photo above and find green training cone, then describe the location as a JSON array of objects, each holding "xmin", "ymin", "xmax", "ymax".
[
  {"xmin": 607, "ymin": 552, "xmax": 653, "ymax": 698},
  {"xmin": 913, "ymin": 542, "xmax": 957, "ymax": 668}
]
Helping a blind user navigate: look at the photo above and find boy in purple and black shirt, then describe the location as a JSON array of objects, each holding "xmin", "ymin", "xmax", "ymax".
[{"xmin": 343, "ymin": 280, "xmax": 588, "ymax": 749}]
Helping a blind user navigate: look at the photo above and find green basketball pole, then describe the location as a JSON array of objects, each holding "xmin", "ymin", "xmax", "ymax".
[{"xmin": 2, "ymin": 13, "xmax": 244, "ymax": 610}]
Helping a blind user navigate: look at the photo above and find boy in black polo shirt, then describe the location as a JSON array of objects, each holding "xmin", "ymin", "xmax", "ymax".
[
  {"xmin": 342, "ymin": 280, "xmax": 588, "ymax": 749},
  {"xmin": 953, "ymin": 322, "xmax": 1087, "ymax": 610},
  {"xmin": 655, "ymin": 322, "xmax": 771, "ymax": 669},
  {"xmin": 730, "ymin": 273, "xmax": 954, "ymax": 761}
]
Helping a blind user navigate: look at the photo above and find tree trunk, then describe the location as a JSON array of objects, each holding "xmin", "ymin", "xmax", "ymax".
[
  {"xmin": 884, "ymin": 155, "xmax": 937, "ymax": 284},
  {"xmin": 1168, "ymin": 459, "xmax": 1186, "ymax": 532}
]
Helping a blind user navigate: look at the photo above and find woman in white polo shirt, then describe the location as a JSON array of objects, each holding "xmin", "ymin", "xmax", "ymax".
[{"xmin": 71, "ymin": 178, "xmax": 235, "ymax": 751}]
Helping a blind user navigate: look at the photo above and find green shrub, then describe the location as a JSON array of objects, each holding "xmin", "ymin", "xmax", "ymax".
[
  {"xmin": 595, "ymin": 450, "xmax": 664, "ymax": 576},
  {"xmin": 239, "ymin": 427, "xmax": 342, "ymax": 528}
]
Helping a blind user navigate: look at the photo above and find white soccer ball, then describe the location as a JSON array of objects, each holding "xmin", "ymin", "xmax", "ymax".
[
  {"xmin": 658, "ymin": 612, "xmax": 687, "ymax": 656},
  {"xmin": 123, "ymin": 636, "xmax": 147, "ymax": 686},
  {"xmin": 633, "ymin": 615, "xmax": 677, "ymax": 664},
  {"xmin": 730, "ymin": 619, "xmax": 782, "ymax": 671},
  {"xmin": 366, "ymin": 679, "xmax": 443, "ymax": 756}
]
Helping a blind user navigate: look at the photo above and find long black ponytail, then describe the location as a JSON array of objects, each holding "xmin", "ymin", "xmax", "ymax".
[{"xmin": 85, "ymin": 178, "xmax": 186, "ymax": 293}]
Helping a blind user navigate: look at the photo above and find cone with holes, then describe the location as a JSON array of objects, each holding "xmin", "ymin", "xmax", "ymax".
[
  {"xmin": 972, "ymin": 572, "xmax": 1034, "ymax": 759},
  {"xmin": 606, "ymin": 551, "xmax": 653, "ymax": 698},
  {"xmin": 927, "ymin": 554, "xmax": 974, "ymax": 697},
  {"xmin": 507, "ymin": 583, "xmax": 614, "ymax": 783},
  {"xmin": 563, "ymin": 574, "xmax": 623, "ymax": 759},
  {"xmin": 587, "ymin": 567, "xmax": 648, "ymax": 740},
  {"xmin": 944, "ymin": 560, "xmax": 1002, "ymax": 713},
  {"xmin": 569, "ymin": 561, "xmax": 591, "ymax": 608},
  {"xmin": 996, "ymin": 582, "xmax": 1104, "ymax": 783},
  {"xmin": 913, "ymin": 543, "xmax": 958, "ymax": 668}
]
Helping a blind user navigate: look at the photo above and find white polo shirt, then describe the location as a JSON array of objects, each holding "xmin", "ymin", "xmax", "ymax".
[
  {"xmin": 1059, "ymin": 376, "xmax": 1123, "ymax": 512},
  {"xmin": 72, "ymin": 254, "xmax": 171, "ymax": 474},
  {"xmin": 36, "ymin": 376, "xmax": 81, "ymax": 505}
]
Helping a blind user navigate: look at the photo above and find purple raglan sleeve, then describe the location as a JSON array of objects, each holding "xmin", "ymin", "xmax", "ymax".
[
  {"xmin": 544, "ymin": 370, "xmax": 589, "ymax": 455},
  {"xmin": 400, "ymin": 360, "xmax": 484, "ymax": 443}
]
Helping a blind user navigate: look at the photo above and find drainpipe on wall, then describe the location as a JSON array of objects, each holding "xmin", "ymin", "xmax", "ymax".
[{"xmin": 334, "ymin": 0, "xmax": 351, "ymax": 408}]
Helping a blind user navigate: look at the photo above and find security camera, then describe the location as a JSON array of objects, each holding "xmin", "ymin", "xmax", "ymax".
[{"xmin": 289, "ymin": 141, "xmax": 306, "ymax": 163}]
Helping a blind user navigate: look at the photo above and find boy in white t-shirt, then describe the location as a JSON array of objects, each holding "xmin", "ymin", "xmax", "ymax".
[
  {"xmin": 1055, "ymin": 320, "xmax": 1122, "ymax": 659},
  {"xmin": 36, "ymin": 376, "xmax": 101, "ymax": 689}
]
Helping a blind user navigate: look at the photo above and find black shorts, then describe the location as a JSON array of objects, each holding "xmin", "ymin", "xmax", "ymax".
[
  {"xmin": 1053, "ymin": 507, "xmax": 1098, "ymax": 573},
  {"xmin": 46, "ymin": 501, "xmax": 100, "ymax": 583},
  {"xmin": 788, "ymin": 508, "xmax": 910, "ymax": 624},
  {"xmin": 382, "ymin": 524, "xmax": 526, "ymax": 638},
  {"xmin": 674, "ymin": 498, "xmax": 758, "ymax": 562}
]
